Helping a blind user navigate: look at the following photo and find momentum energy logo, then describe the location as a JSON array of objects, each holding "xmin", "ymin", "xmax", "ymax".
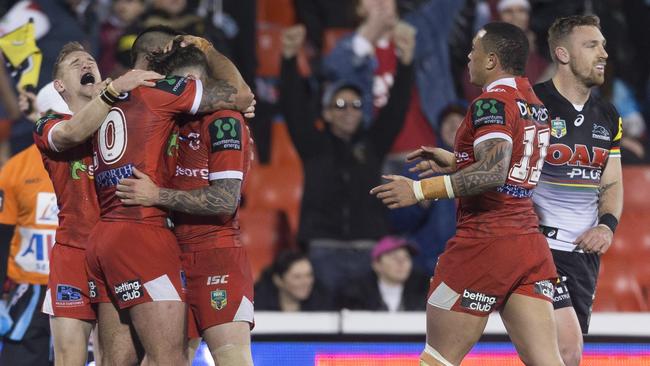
[
  {"xmin": 472, "ymin": 99, "xmax": 505, "ymax": 127},
  {"xmin": 210, "ymin": 118, "xmax": 241, "ymax": 152}
]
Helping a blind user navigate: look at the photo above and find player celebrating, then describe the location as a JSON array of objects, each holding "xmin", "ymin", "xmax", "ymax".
[
  {"xmin": 371, "ymin": 22, "xmax": 565, "ymax": 366},
  {"xmin": 85, "ymin": 31, "xmax": 253, "ymax": 365},
  {"xmin": 532, "ymin": 15, "xmax": 623, "ymax": 366},
  {"xmin": 116, "ymin": 41, "xmax": 255, "ymax": 366},
  {"xmin": 32, "ymin": 42, "xmax": 161, "ymax": 365}
]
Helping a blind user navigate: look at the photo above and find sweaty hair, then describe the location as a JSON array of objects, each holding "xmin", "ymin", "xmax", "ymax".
[
  {"xmin": 480, "ymin": 22, "xmax": 529, "ymax": 76},
  {"xmin": 52, "ymin": 42, "xmax": 86, "ymax": 79},
  {"xmin": 548, "ymin": 15, "xmax": 601, "ymax": 62},
  {"xmin": 130, "ymin": 25, "xmax": 184, "ymax": 66},
  {"xmin": 271, "ymin": 250, "xmax": 309, "ymax": 279},
  {"xmin": 148, "ymin": 39, "xmax": 208, "ymax": 77}
]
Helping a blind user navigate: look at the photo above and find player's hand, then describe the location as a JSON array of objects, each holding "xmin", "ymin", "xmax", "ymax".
[
  {"xmin": 111, "ymin": 70, "xmax": 164, "ymax": 94},
  {"xmin": 574, "ymin": 225, "xmax": 613, "ymax": 255},
  {"xmin": 282, "ymin": 24, "xmax": 306, "ymax": 59},
  {"xmin": 369, "ymin": 175, "xmax": 418, "ymax": 209},
  {"xmin": 393, "ymin": 21, "xmax": 416, "ymax": 65},
  {"xmin": 243, "ymin": 98, "xmax": 256, "ymax": 119},
  {"xmin": 164, "ymin": 35, "xmax": 213, "ymax": 54},
  {"xmin": 406, "ymin": 146, "xmax": 455, "ymax": 177},
  {"xmin": 18, "ymin": 89, "xmax": 38, "ymax": 122},
  {"xmin": 116, "ymin": 167, "xmax": 160, "ymax": 207}
]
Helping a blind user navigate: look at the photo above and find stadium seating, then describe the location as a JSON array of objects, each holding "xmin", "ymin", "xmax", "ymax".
[
  {"xmin": 621, "ymin": 166, "xmax": 650, "ymax": 212},
  {"xmin": 239, "ymin": 208, "xmax": 283, "ymax": 281},
  {"xmin": 257, "ymin": 0, "xmax": 295, "ymax": 26}
]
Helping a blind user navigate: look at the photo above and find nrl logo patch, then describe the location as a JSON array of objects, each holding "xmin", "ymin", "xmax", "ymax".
[
  {"xmin": 550, "ymin": 117, "xmax": 567, "ymax": 138},
  {"xmin": 211, "ymin": 290, "xmax": 227, "ymax": 310}
]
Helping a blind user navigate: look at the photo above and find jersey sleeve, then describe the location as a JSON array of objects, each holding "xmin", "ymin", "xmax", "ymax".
[
  {"xmin": 200, "ymin": 110, "xmax": 248, "ymax": 181},
  {"xmin": 468, "ymin": 93, "xmax": 516, "ymax": 148},
  {"xmin": 144, "ymin": 76, "xmax": 203, "ymax": 116},
  {"xmin": 0, "ymin": 163, "xmax": 18, "ymax": 225},
  {"xmin": 33, "ymin": 114, "xmax": 68, "ymax": 152},
  {"xmin": 609, "ymin": 107, "xmax": 622, "ymax": 158}
]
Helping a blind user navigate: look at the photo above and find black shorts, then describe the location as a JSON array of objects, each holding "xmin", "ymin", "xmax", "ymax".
[
  {"xmin": 0, "ymin": 284, "xmax": 51, "ymax": 366},
  {"xmin": 551, "ymin": 249, "xmax": 600, "ymax": 334}
]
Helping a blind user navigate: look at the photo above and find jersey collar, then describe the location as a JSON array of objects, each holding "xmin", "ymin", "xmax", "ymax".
[{"xmin": 484, "ymin": 77, "xmax": 517, "ymax": 92}]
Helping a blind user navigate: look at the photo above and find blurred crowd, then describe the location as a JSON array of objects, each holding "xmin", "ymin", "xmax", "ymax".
[{"xmin": 0, "ymin": 0, "xmax": 649, "ymax": 312}]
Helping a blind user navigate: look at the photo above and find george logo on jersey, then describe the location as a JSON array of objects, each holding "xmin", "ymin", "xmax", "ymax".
[
  {"xmin": 209, "ymin": 118, "xmax": 241, "ymax": 152},
  {"xmin": 550, "ymin": 117, "xmax": 567, "ymax": 138},
  {"xmin": 460, "ymin": 289, "xmax": 497, "ymax": 313},
  {"xmin": 56, "ymin": 284, "xmax": 83, "ymax": 306},
  {"xmin": 574, "ymin": 114, "xmax": 584, "ymax": 127},
  {"xmin": 592, "ymin": 124, "xmax": 610, "ymax": 141},
  {"xmin": 210, "ymin": 290, "xmax": 227, "ymax": 310},
  {"xmin": 34, "ymin": 113, "xmax": 63, "ymax": 136},
  {"xmin": 70, "ymin": 160, "xmax": 94, "ymax": 180},
  {"xmin": 155, "ymin": 76, "xmax": 188, "ymax": 96},
  {"xmin": 175, "ymin": 165, "xmax": 208, "ymax": 180},
  {"xmin": 472, "ymin": 99, "xmax": 505, "ymax": 127}
]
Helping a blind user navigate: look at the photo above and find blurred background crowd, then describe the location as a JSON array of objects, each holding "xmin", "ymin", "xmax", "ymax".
[{"xmin": 1, "ymin": 0, "xmax": 649, "ymax": 313}]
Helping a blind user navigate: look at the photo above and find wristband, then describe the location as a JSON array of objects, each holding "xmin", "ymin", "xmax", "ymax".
[
  {"xmin": 99, "ymin": 88, "xmax": 117, "ymax": 106},
  {"xmin": 105, "ymin": 82, "xmax": 119, "ymax": 98},
  {"xmin": 420, "ymin": 175, "xmax": 455, "ymax": 200},
  {"xmin": 598, "ymin": 213, "xmax": 618, "ymax": 233},
  {"xmin": 413, "ymin": 180, "xmax": 425, "ymax": 202}
]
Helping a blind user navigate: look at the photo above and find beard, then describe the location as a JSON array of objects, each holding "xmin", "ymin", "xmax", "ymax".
[{"xmin": 569, "ymin": 59, "xmax": 605, "ymax": 88}]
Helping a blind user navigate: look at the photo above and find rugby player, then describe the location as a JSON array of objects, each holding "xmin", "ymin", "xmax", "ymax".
[
  {"xmin": 532, "ymin": 15, "xmax": 623, "ymax": 366},
  {"xmin": 32, "ymin": 42, "xmax": 161, "ymax": 366},
  {"xmin": 85, "ymin": 30, "xmax": 253, "ymax": 365},
  {"xmin": 370, "ymin": 22, "xmax": 565, "ymax": 365},
  {"xmin": 115, "ymin": 41, "xmax": 255, "ymax": 366}
]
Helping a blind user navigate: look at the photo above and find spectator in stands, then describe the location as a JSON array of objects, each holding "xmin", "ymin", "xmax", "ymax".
[
  {"xmin": 98, "ymin": 0, "xmax": 146, "ymax": 77},
  {"xmin": 322, "ymin": 0, "xmax": 464, "ymax": 157},
  {"xmin": 387, "ymin": 102, "xmax": 466, "ymax": 275},
  {"xmin": 254, "ymin": 251, "xmax": 334, "ymax": 312},
  {"xmin": 337, "ymin": 236, "xmax": 429, "ymax": 311},
  {"xmin": 279, "ymin": 24, "xmax": 414, "ymax": 293}
]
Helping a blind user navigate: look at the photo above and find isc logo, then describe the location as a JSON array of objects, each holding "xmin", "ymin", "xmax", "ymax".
[{"xmin": 207, "ymin": 275, "xmax": 229, "ymax": 285}]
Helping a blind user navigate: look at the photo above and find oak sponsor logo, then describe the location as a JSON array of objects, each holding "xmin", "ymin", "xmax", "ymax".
[
  {"xmin": 460, "ymin": 289, "xmax": 497, "ymax": 313},
  {"xmin": 534, "ymin": 280, "xmax": 555, "ymax": 301},
  {"xmin": 114, "ymin": 279, "xmax": 142, "ymax": 303}
]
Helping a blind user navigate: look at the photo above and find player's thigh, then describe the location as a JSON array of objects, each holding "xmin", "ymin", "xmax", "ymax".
[
  {"xmin": 425, "ymin": 303, "xmax": 488, "ymax": 365},
  {"xmin": 500, "ymin": 293, "xmax": 564, "ymax": 366},
  {"xmin": 554, "ymin": 306, "xmax": 583, "ymax": 366},
  {"xmin": 129, "ymin": 300, "xmax": 186, "ymax": 352},
  {"xmin": 203, "ymin": 321, "xmax": 251, "ymax": 349},
  {"xmin": 50, "ymin": 316, "xmax": 93, "ymax": 358},
  {"xmin": 97, "ymin": 302, "xmax": 140, "ymax": 366}
]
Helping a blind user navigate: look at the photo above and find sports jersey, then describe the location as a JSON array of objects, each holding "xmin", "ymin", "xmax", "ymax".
[
  {"xmin": 454, "ymin": 77, "xmax": 550, "ymax": 238},
  {"xmin": 0, "ymin": 145, "xmax": 57, "ymax": 284},
  {"xmin": 532, "ymin": 80, "xmax": 622, "ymax": 251},
  {"xmin": 93, "ymin": 76, "xmax": 202, "ymax": 226},
  {"xmin": 172, "ymin": 110, "xmax": 252, "ymax": 248},
  {"xmin": 33, "ymin": 114, "xmax": 98, "ymax": 250}
]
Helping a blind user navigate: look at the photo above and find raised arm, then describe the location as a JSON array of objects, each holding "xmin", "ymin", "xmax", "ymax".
[{"xmin": 50, "ymin": 70, "xmax": 162, "ymax": 151}]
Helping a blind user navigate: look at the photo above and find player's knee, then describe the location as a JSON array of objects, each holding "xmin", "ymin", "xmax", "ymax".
[
  {"xmin": 559, "ymin": 342, "xmax": 582, "ymax": 366},
  {"xmin": 420, "ymin": 344, "xmax": 455, "ymax": 366},
  {"xmin": 211, "ymin": 343, "xmax": 253, "ymax": 366}
]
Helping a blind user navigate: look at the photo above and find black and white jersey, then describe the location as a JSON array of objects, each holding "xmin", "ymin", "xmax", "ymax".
[{"xmin": 532, "ymin": 80, "xmax": 622, "ymax": 252}]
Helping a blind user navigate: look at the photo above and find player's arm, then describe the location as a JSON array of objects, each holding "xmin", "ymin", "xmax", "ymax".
[
  {"xmin": 116, "ymin": 168, "xmax": 241, "ymax": 217},
  {"xmin": 49, "ymin": 70, "xmax": 163, "ymax": 151},
  {"xmin": 0, "ymin": 224, "xmax": 14, "ymax": 297},
  {"xmin": 370, "ymin": 138, "xmax": 511, "ymax": 209}
]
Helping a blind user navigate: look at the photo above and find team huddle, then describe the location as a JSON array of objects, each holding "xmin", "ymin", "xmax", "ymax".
[
  {"xmin": 33, "ymin": 26, "xmax": 255, "ymax": 366},
  {"xmin": 16, "ymin": 12, "xmax": 622, "ymax": 366}
]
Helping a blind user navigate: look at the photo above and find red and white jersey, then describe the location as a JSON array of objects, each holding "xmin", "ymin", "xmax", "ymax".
[
  {"xmin": 172, "ymin": 110, "xmax": 252, "ymax": 249},
  {"xmin": 454, "ymin": 77, "xmax": 550, "ymax": 238},
  {"xmin": 93, "ymin": 76, "xmax": 202, "ymax": 227},
  {"xmin": 33, "ymin": 113, "xmax": 99, "ymax": 249}
]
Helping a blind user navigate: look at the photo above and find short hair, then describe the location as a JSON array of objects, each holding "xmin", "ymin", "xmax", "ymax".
[
  {"xmin": 548, "ymin": 15, "xmax": 601, "ymax": 62},
  {"xmin": 52, "ymin": 42, "xmax": 86, "ymax": 79},
  {"xmin": 480, "ymin": 22, "xmax": 529, "ymax": 76},
  {"xmin": 130, "ymin": 25, "xmax": 183, "ymax": 66},
  {"xmin": 271, "ymin": 250, "xmax": 309, "ymax": 279},
  {"xmin": 148, "ymin": 39, "xmax": 208, "ymax": 76}
]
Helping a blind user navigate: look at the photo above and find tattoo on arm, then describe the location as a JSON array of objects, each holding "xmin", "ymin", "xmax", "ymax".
[
  {"xmin": 599, "ymin": 181, "xmax": 618, "ymax": 196},
  {"xmin": 198, "ymin": 78, "xmax": 238, "ymax": 113},
  {"xmin": 449, "ymin": 139, "xmax": 512, "ymax": 197},
  {"xmin": 158, "ymin": 179, "xmax": 241, "ymax": 216}
]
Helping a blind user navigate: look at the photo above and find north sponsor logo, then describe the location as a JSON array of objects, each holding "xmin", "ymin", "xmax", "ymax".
[
  {"xmin": 460, "ymin": 289, "xmax": 497, "ymax": 313},
  {"xmin": 207, "ymin": 275, "xmax": 229, "ymax": 285},
  {"xmin": 592, "ymin": 124, "xmax": 611, "ymax": 141},
  {"xmin": 56, "ymin": 284, "xmax": 83, "ymax": 306},
  {"xmin": 95, "ymin": 163, "xmax": 134, "ymax": 188},
  {"xmin": 88, "ymin": 280, "xmax": 97, "ymax": 299},
  {"xmin": 534, "ymin": 280, "xmax": 555, "ymax": 300},
  {"xmin": 210, "ymin": 289, "xmax": 227, "ymax": 310},
  {"xmin": 516, "ymin": 100, "xmax": 549, "ymax": 123},
  {"xmin": 114, "ymin": 279, "xmax": 142, "ymax": 303},
  {"xmin": 175, "ymin": 165, "xmax": 208, "ymax": 180}
]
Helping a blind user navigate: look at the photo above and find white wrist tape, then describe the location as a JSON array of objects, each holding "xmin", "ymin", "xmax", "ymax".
[
  {"xmin": 443, "ymin": 175, "xmax": 455, "ymax": 199},
  {"xmin": 413, "ymin": 180, "xmax": 425, "ymax": 202}
]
